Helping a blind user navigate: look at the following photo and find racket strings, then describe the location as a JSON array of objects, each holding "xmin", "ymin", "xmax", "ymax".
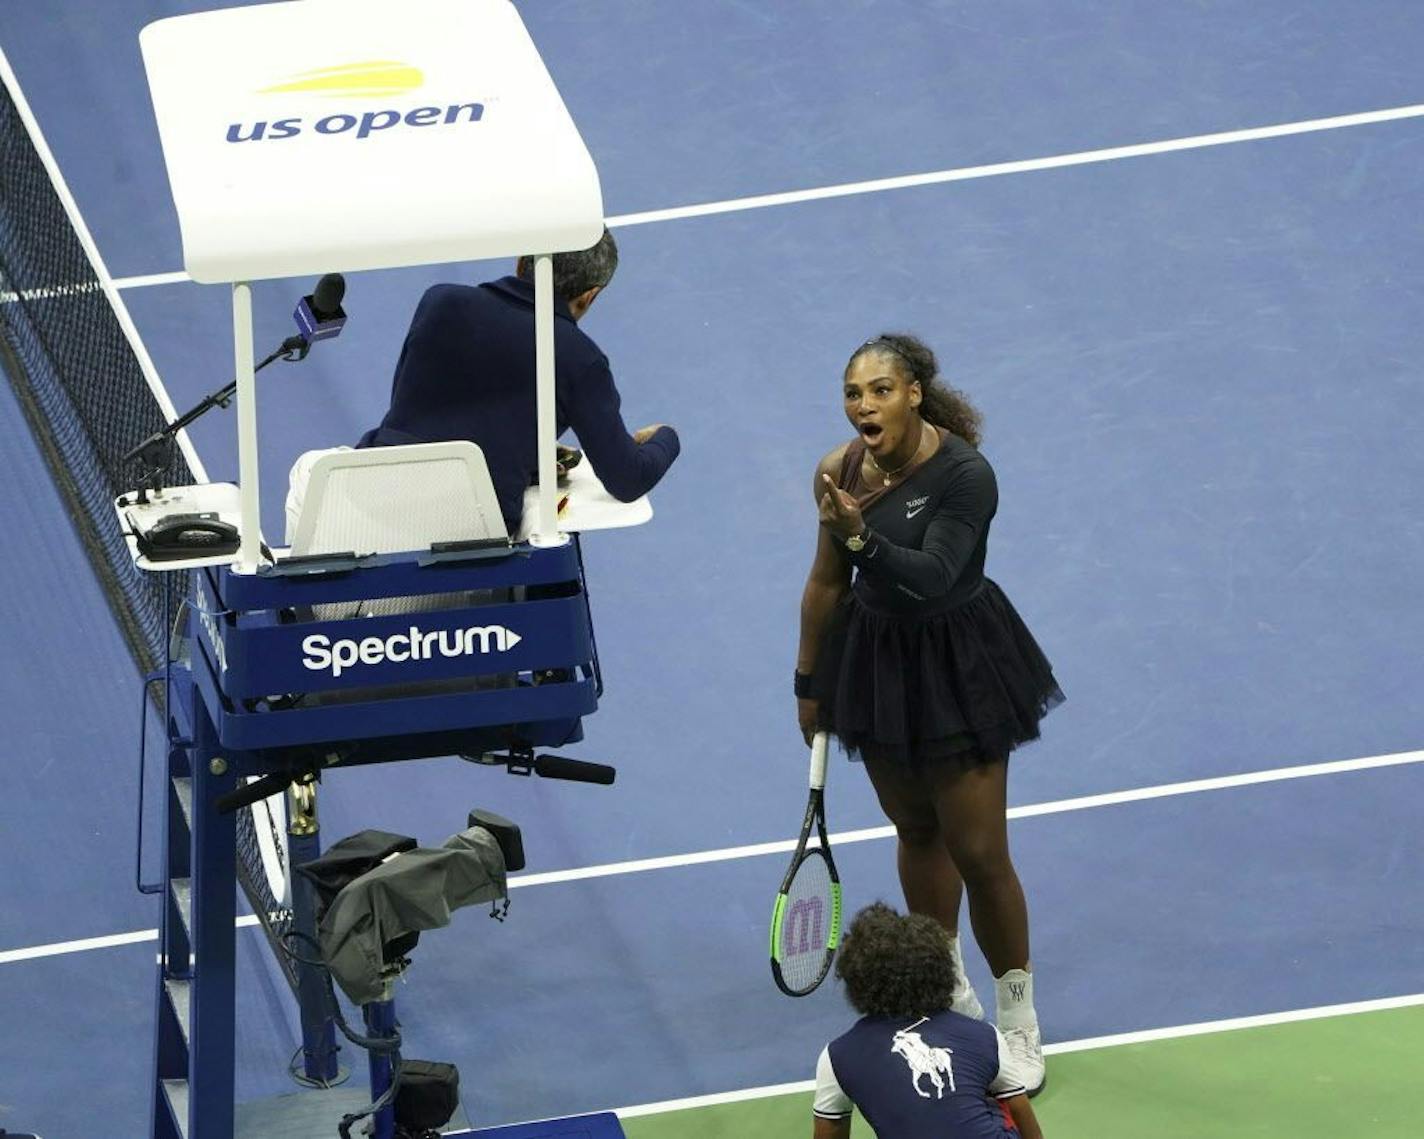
[{"xmin": 776, "ymin": 851, "xmax": 836, "ymax": 993}]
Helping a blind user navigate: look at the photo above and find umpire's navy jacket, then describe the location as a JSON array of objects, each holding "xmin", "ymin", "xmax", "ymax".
[{"xmin": 361, "ymin": 276, "xmax": 680, "ymax": 530}]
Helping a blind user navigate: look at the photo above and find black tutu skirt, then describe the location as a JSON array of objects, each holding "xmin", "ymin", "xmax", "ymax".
[{"xmin": 812, "ymin": 579, "xmax": 1064, "ymax": 768}]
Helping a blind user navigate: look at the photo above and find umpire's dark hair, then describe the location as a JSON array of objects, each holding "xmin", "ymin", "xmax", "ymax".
[
  {"xmin": 848, "ymin": 333, "xmax": 983, "ymax": 447},
  {"xmin": 517, "ymin": 227, "xmax": 619, "ymax": 302},
  {"xmin": 835, "ymin": 902, "xmax": 959, "ymax": 1018}
]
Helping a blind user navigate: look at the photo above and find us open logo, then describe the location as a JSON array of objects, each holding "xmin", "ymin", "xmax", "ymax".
[{"xmin": 226, "ymin": 60, "xmax": 485, "ymax": 143}]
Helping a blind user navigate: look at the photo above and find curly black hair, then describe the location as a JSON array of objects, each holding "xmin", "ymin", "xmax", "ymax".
[
  {"xmin": 834, "ymin": 902, "xmax": 960, "ymax": 1018},
  {"xmin": 848, "ymin": 333, "xmax": 983, "ymax": 447}
]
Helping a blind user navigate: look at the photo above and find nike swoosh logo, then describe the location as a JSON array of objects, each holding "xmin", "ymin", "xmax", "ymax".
[{"xmin": 906, "ymin": 506, "xmax": 927, "ymax": 519}]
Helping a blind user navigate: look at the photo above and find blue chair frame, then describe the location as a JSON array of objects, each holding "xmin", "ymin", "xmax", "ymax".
[{"xmin": 149, "ymin": 538, "xmax": 622, "ymax": 1139}]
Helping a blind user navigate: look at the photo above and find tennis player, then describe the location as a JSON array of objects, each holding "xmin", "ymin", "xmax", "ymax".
[
  {"xmin": 813, "ymin": 903, "xmax": 1043, "ymax": 1138},
  {"xmin": 795, "ymin": 333, "xmax": 1063, "ymax": 1092}
]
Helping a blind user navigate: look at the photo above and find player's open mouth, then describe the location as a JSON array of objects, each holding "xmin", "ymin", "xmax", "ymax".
[{"xmin": 859, "ymin": 423, "xmax": 883, "ymax": 444}]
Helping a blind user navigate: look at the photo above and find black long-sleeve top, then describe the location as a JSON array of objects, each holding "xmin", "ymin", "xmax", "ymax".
[
  {"xmin": 359, "ymin": 277, "xmax": 679, "ymax": 530},
  {"xmin": 841, "ymin": 430, "xmax": 998, "ymax": 615}
]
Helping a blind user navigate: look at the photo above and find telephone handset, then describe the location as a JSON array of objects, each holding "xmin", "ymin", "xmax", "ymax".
[{"xmin": 130, "ymin": 511, "xmax": 240, "ymax": 561}]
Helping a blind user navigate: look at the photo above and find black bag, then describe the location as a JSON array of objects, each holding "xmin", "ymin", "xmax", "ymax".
[
  {"xmin": 294, "ymin": 829, "xmax": 422, "ymax": 962},
  {"xmin": 395, "ymin": 1059, "xmax": 460, "ymax": 1133}
]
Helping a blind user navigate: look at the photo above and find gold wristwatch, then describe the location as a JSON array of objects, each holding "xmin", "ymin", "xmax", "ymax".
[{"xmin": 845, "ymin": 529, "xmax": 869, "ymax": 552}]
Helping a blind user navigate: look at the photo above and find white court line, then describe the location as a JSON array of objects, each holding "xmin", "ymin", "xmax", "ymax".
[
  {"xmin": 0, "ymin": 47, "xmax": 207, "ymax": 480},
  {"xmin": 613, "ymin": 992, "xmax": 1424, "ymax": 1118},
  {"xmin": 3, "ymin": 748, "xmax": 1419, "ymax": 967},
  {"xmin": 509, "ymin": 748, "xmax": 1424, "ymax": 890},
  {"xmin": 111, "ymin": 270, "xmax": 191, "ymax": 291},
  {"xmin": 0, "ymin": 927, "xmax": 160, "ymax": 964},
  {"xmin": 0, "ymin": 915, "xmax": 261, "ymax": 967},
  {"xmin": 107, "ymin": 99, "xmax": 1424, "ymax": 292},
  {"xmin": 608, "ymin": 102, "xmax": 1424, "ymax": 228}
]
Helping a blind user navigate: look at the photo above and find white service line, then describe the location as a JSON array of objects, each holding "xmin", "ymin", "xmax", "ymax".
[
  {"xmin": 613, "ymin": 992, "xmax": 1424, "ymax": 1118},
  {"xmin": 510, "ymin": 747, "xmax": 1424, "ymax": 890},
  {"xmin": 0, "ymin": 46, "xmax": 207, "ymax": 480},
  {"xmin": 3, "ymin": 748, "xmax": 1419, "ymax": 967},
  {"xmin": 606, "ymin": 102, "xmax": 1424, "ymax": 229},
  {"xmin": 107, "ymin": 100, "xmax": 1424, "ymax": 294}
]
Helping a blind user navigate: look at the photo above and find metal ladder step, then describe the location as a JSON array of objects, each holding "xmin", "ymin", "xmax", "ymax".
[
  {"xmin": 165, "ymin": 977, "xmax": 191, "ymax": 1048},
  {"xmin": 171, "ymin": 877, "xmax": 192, "ymax": 939},
  {"xmin": 172, "ymin": 776, "xmax": 193, "ymax": 831},
  {"xmin": 161, "ymin": 1078, "xmax": 190, "ymax": 1139}
]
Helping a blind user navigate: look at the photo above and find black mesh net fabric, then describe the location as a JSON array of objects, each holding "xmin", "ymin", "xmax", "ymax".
[
  {"xmin": 235, "ymin": 787, "xmax": 297, "ymax": 990},
  {"xmin": 0, "ymin": 73, "xmax": 190, "ymax": 672},
  {"xmin": 0, "ymin": 75, "xmax": 294, "ymax": 988}
]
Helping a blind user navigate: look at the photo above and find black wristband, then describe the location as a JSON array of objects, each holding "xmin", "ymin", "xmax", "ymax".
[{"xmin": 793, "ymin": 670, "xmax": 814, "ymax": 699}]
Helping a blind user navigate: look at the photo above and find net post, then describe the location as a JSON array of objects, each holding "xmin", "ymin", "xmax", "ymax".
[{"xmin": 232, "ymin": 282, "xmax": 261, "ymax": 572}]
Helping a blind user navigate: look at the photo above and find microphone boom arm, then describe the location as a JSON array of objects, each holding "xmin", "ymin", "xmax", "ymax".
[
  {"xmin": 123, "ymin": 335, "xmax": 310, "ymax": 502},
  {"xmin": 123, "ymin": 274, "xmax": 345, "ymax": 502}
]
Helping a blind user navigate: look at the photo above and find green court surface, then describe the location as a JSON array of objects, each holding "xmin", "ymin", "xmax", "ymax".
[{"xmin": 620, "ymin": 1004, "xmax": 1423, "ymax": 1138}]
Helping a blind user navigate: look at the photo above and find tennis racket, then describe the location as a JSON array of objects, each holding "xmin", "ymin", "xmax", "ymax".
[{"xmin": 770, "ymin": 730, "xmax": 843, "ymax": 996}]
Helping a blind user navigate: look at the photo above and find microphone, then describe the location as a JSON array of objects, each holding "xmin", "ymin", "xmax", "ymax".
[{"xmin": 292, "ymin": 272, "xmax": 347, "ymax": 348}]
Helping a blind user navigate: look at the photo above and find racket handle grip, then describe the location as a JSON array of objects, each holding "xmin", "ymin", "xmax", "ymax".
[
  {"xmin": 534, "ymin": 753, "xmax": 617, "ymax": 786},
  {"xmin": 810, "ymin": 731, "xmax": 830, "ymax": 790}
]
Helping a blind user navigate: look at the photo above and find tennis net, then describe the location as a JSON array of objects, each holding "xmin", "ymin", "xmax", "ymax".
[
  {"xmin": 0, "ymin": 59, "xmax": 296, "ymax": 990},
  {"xmin": 0, "ymin": 59, "xmax": 193, "ymax": 675}
]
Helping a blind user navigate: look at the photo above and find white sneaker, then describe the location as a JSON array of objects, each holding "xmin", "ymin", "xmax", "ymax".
[
  {"xmin": 1000, "ymin": 1020, "xmax": 1046, "ymax": 1097},
  {"xmin": 952, "ymin": 984, "xmax": 985, "ymax": 1021}
]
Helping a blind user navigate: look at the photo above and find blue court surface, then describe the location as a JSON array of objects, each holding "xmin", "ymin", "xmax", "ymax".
[{"xmin": 1, "ymin": 2, "xmax": 1422, "ymax": 1136}]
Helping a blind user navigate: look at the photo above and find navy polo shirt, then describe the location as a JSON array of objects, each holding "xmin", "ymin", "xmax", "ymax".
[
  {"xmin": 814, "ymin": 1011, "xmax": 1027, "ymax": 1137},
  {"xmin": 360, "ymin": 277, "xmax": 679, "ymax": 529}
]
